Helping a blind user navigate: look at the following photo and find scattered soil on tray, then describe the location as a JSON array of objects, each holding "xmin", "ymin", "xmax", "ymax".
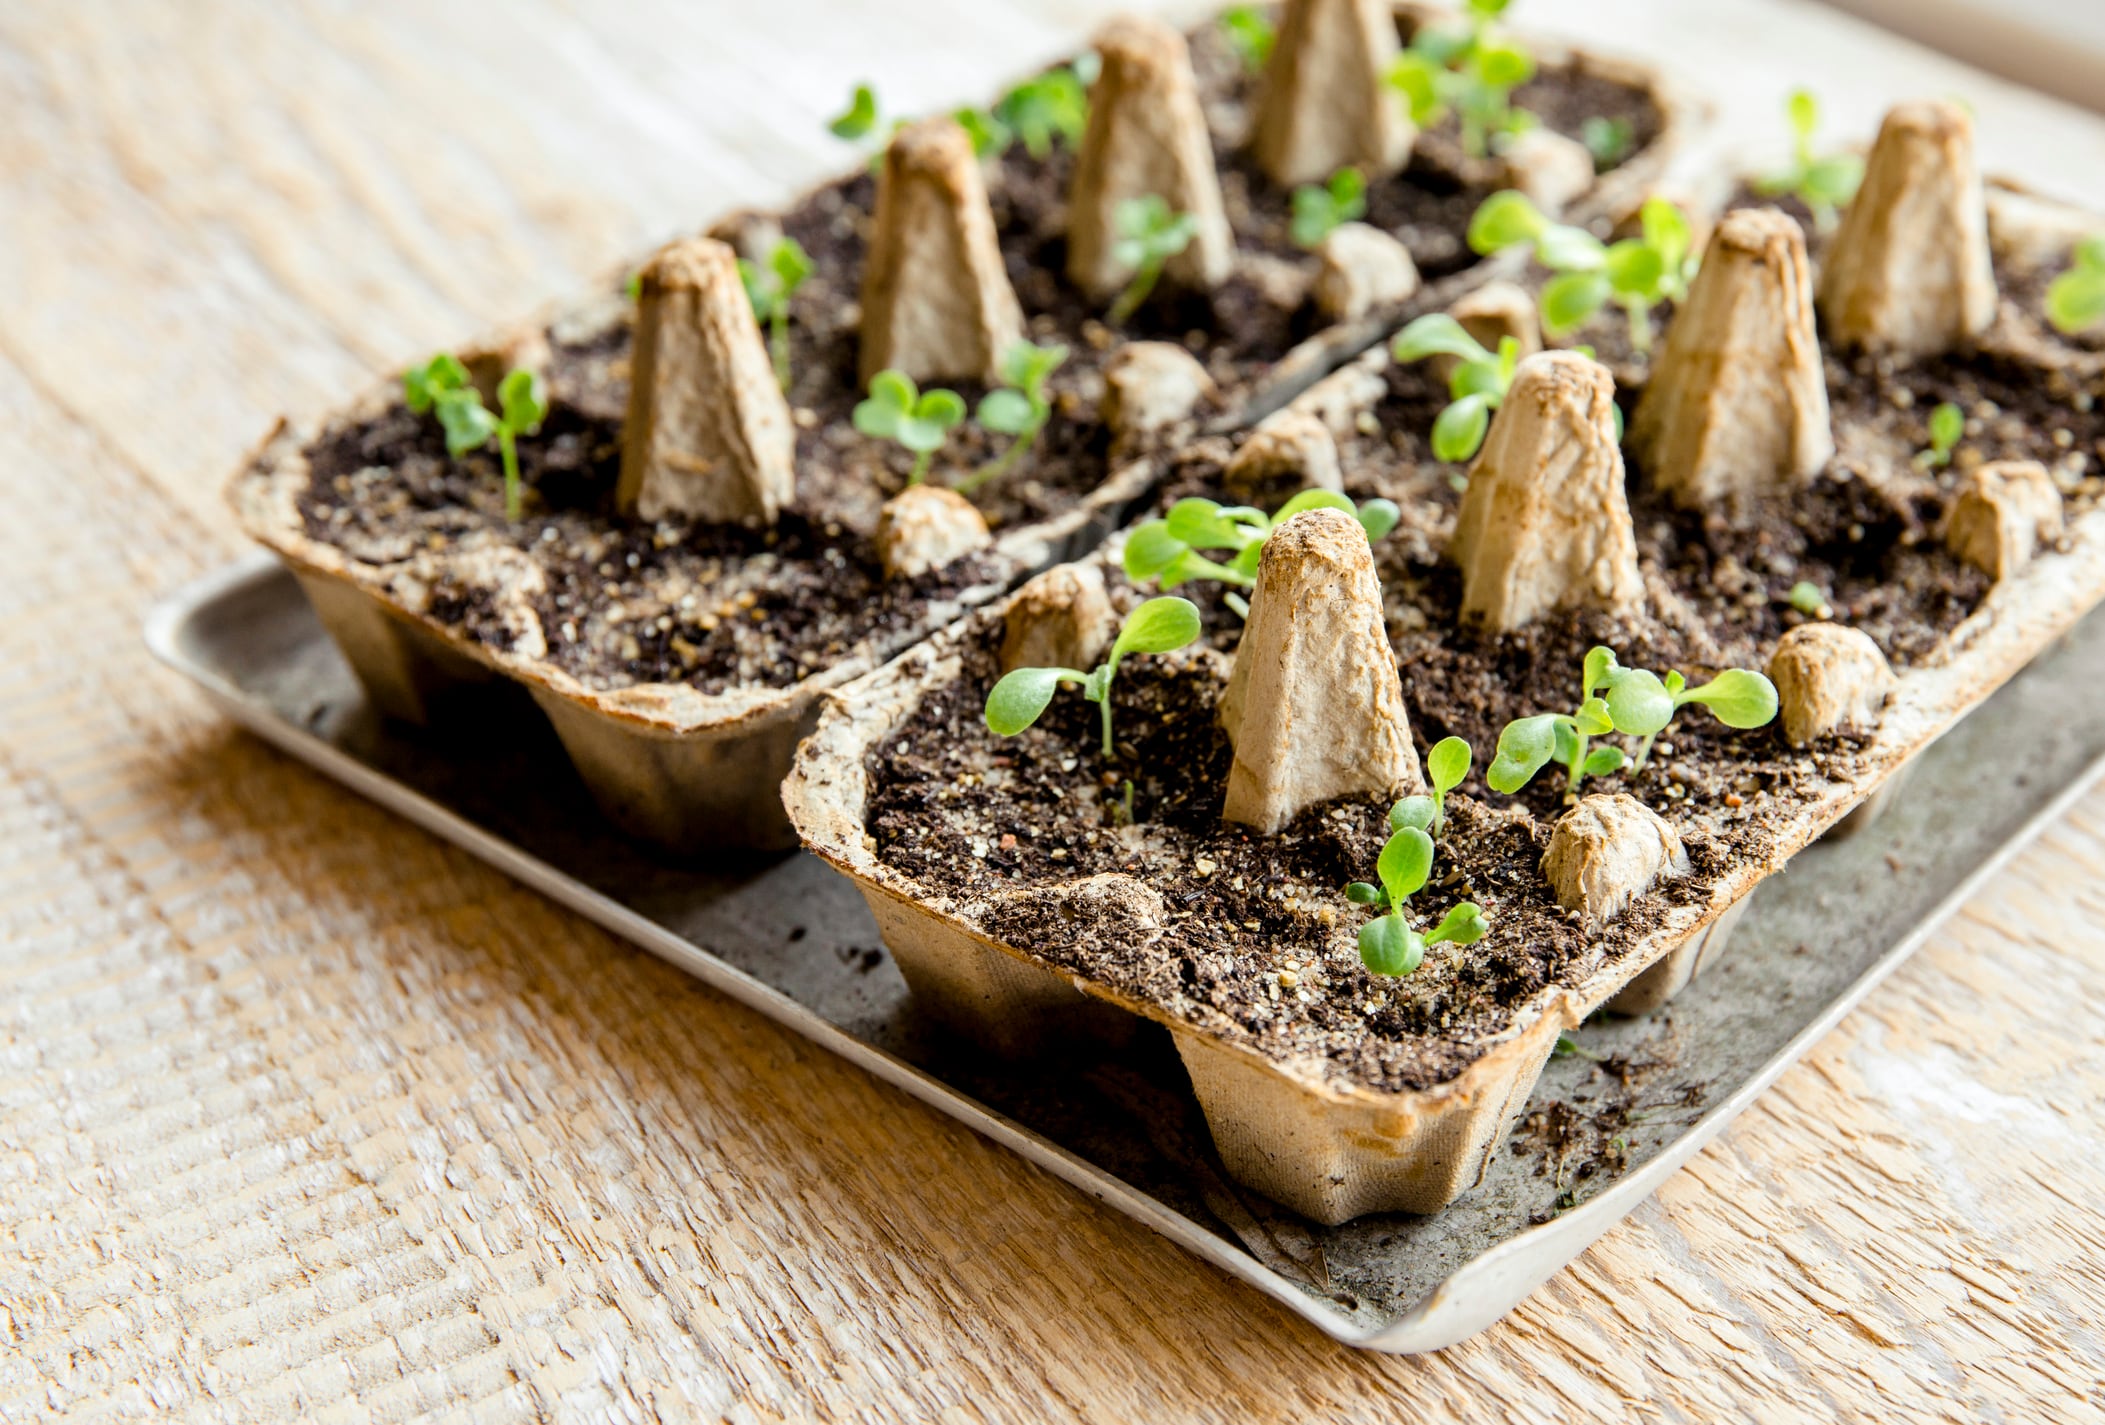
[{"xmin": 1515, "ymin": 1033, "xmax": 1705, "ymax": 1222}]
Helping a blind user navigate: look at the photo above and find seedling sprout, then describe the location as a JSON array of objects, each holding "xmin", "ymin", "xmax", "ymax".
[
  {"xmin": 1385, "ymin": 0, "xmax": 1536, "ymax": 160},
  {"xmin": 2047, "ymin": 236, "xmax": 2105, "ymax": 335},
  {"xmin": 994, "ymin": 61, "xmax": 1094, "ymax": 160},
  {"xmin": 829, "ymin": 84, "xmax": 881, "ymax": 140},
  {"xmin": 1580, "ymin": 116, "xmax": 1634, "ymax": 171},
  {"xmin": 1219, "ymin": 5, "xmax": 1275, "ymax": 72},
  {"xmin": 1752, "ymin": 89, "xmax": 1863, "ymax": 234},
  {"xmin": 1107, "ymin": 195, "xmax": 1199, "ymax": 326},
  {"xmin": 404, "ymin": 354, "xmax": 548, "ymax": 522},
  {"xmin": 985, "ymin": 596, "xmax": 1203, "ymax": 759},
  {"xmin": 1386, "ymin": 736, "xmax": 1474, "ymax": 839},
  {"xmin": 1915, "ymin": 401, "xmax": 1964, "ymax": 470},
  {"xmin": 1469, "ymin": 191, "xmax": 1697, "ymax": 352},
  {"xmin": 854, "ymin": 370, "xmax": 966, "ymax": 485},
  {"xmin": 1487, "ymin": 646, "xmax": 1778, "ymax": 797},
  {"xmin": 1290, "ymin": 167, "xmax": 1368, "ymax": 249},
  {"xmin": 1390, "ymin": 313, "xmax": 1523, "ymax": 463},
  {"xmin": 1123, "ymin": 490, "xmax": 1401, "ymax": 617},
  {"xmin": 1787, "ymin": 581, "xmax": 1833, "ymax": 620},
  {"xmin": 1345, "ymin": 807, "xmax": 1489, "ymax": 977},
  {"xmin": 961, "ymin": 340, "xmax": 1069, "ymax": 494},
  {"xmin": 737, "ymin": 237, "xmax": 814, "ymax": 392}
]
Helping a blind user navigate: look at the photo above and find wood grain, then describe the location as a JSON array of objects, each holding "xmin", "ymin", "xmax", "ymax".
[{"xmin": 2, "ymin": 0, "xmax": 2103, "ymax": 1419}]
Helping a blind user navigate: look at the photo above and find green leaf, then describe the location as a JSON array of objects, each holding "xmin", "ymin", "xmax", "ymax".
[
  {"xmin": 1604, "ymin": 668, "xmax": 1675, "ymax": 737},
  {"xmin": 1582, "ymin": 746, "xmax": 1627, "ymax": 778},
  {"xmin": 1165, "ymin": 498, "xmax": 1263, "ymax": 551},
  {"xmin": 1219, "ymin": 4, "xmax": 1276, "ymax": 71},
  {"xmin": 1356, "ymin": 499, "xmax": 1402, "ymax": 543},
  {"xmin": 1786, "ymin": 88, "xmax": 1819, "ymax": 141},
  {"xmin": 1536, "ymin": 224, "xmax": 1607, "ymax": 271},
  {"xmin": 1290, "ymin": 185, "xmax": 1341, "ymax": 248},
  {"xmin": 1111, "ymin": 597, "xmax": 1202, "ymax": 660},
  {"xmin": 771, "ymin": 238, "xmax": 814, "ymax": 293},
  {"xmin": 1580, "ymin": 115, "xmax": 1633, "ymax": 169},
  {"xmin": 433, "ymin": 390, "xmax": 497, "ymax": 458},
  {"xmin": 1540, "ymin": 270, "xmax": 1610, "ymax": 335},
  {"xmin": 954, "ymin": 106, "xmax": 1011, "ymax": 158},
  {"xmin": 1273, "ymin": 489, "xmax": 1355, "ymax": 522},
  {"xmin": 1664, "ymin": 669, "xmax": 1686, "ymax": 696},
  {"xmin": 1376, "ymin": 825, "xmax": 1434, "ymax": 907},
  {"xmin": 1359, "ymin": 914, "xmax": 1423, "ymax": 977},
  {"xmin": 985, "ymin": 666, "xmax": 1075, "ymax": 736},
  {"xmin": 1582, "ymin": 645, "xmax": 1619, "ymax": 700},
  {"xmin": 1428, "ymin": 736, "xmax": 1471, "ymax": 796},
  {"xmin": 829, "ymin": 83, "xmax": 879, "ymax": 140},
  {"xmin": 1928, "ymin": 400, "xmax": 1965, "ymax": 457},
  {"xmin": 1487, "ymin": 714, "xmax": 1560, "ymax": 793},
  {"xmin": 1639, "ymin": 196, "xmax": 1691, "ymax": 271},
  {"xmin": 1680, "ymin": 669, "xmax": 1779, "ymax": 729},
  {"xmin": 1574, "ymin": 696, "xmax": 1615, "ymax": 737},
  {"xmin": 1425, "ymin": 901, "xmax": 1488, "ymax": 947},
  {"xmin": 996, "ymin": 68, "xmax": 1089, "ymax": 159},
  {"xmin": 1346, "ymin": 881, "xmax": 1386, "ymax": 906},
  {"xmin": 1390, "ymin": 797, "xmax": 1437, "ymax": 833},
  {"xmin": 1432, "ymin": 393, "xmax": 1493, "ymax": 463},
  {"xmin": 1474, "ymin": 40, "xmax": 1533, "ymax": 89},
  {"xmin": 1468, "ymin": 190, "xmax": 1547, "ymax": 255},
  {"xmin": 1604, "ymin": 239, "xmax": 1666, "ymax": 298},
  {"xmin": 977, "ymin": 388, "xmax": 1035, "ymax": 435},
  {"xmin": 404, "ymin": 353, "xmax": 469, "ymax": 413},
  {"xmin": 1449, "ymin": 354, "xmax": 1508, "ymax": 402},
  {"xmin": 738, "ymin": 257, "xmax": 779, "ymax": 322},
  {"xmin": 1788, "ymin": 581, "xmax": 1831, "ymax": 617},
  {"xmin": 1111, "ymin": 194, "xmax": 1197, "ymax": 268},
  {"xmin": 498, "ymin": 369, "xmax": 547, "ymax": 433},
  {"xmin": 2047, "ymin": 263, "xmax": 2105, "ymax": 335},
  {"xmin": 1552, "ymin": 718, "xmax": 1582, "ymax": 765},
  {"xmin": 1802, "ymin": 154, "xmax": 1863, "ymax": 207},
  {"xmin": 1003, "ymin": 339, "xmax": 1068, "ymax": 394},
  {"xmin": 1122, "ymin": 521, "xmax": 1187, "ymax": 581},
  {"xmin": 1392, "ymin": 313, "xmax": 1492, "ymax": 367},
  {"xmin": 1385, "ymin": 52, "xmax": 1446, "ymax": 128}
]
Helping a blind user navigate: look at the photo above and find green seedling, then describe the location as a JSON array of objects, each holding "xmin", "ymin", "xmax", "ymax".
[
  {"xmin": 737, "ymin": 237, "xmax": 814, "ymax": 392},
  {"xmin": 1469, "ymin": 191, "xmax": 1696, "ymax": 352},
  {"xmin": 404, "ymin": 354, "xmax": 547, "ymax": 522},
  {"xmin": 1345, "ymin": 811, "xmax": 1489, "ymax": 977},
  {"xmin": 1915, "ymin": 401, "xmax": 1964, "ymax": 470},
  {"xmin": 1390, "ymin": 313, "xmax": 1524, "ymax": 463},
  {"xmin": 995, "ymin": 62, "xmax": 1093, "ymax": 160},
  {"xmin": 829, "ymin": 83, "xmax": 881, "ymax": 140},
  {"xmin": 962, "ymin": 340, "xmax": 1070, "ymax": 494},
  {"xmin": 1580, "ymin": 115, "xmax": 1634, "ymax": 171},
  {"xmin": 1108, "ymin": 195, "xmax": 1199, "ymax": 326},
  {"xmin": 1385, "ymin": 736, "xmax": 1474, "ymax": 839},
  {"xmin": 2047, "ymin": 235, "xmax": 2105, "ymax": 335},
  {"xmin": 985, "ymin": 596, "xmax": 1202, "ymax": 759},
  {"xmin": 1385, "ymin": 0, "xmax": 1536, "ymax": 161},
  {"xmin": 1752, "ymin": 89, "xmax": 1863, "ymax": 234},
  {"xmin": 1290, "ymin": 167, "xmax": 1368, "ymax": 249},
  {"xmin": 854, "ymin": 370, "xmax": 967, "ymax": 484},
  {"xmin": 953, "ymin": 107, "xmax": 1013, "ymax": 159},
  {"xmin": 1788, "ymin": 580, "xmax": 1832, "ymax": 619},
  {"xmin": 1220, "ymin": 4, "xmax": 1276, "ymax": 72},
  {"xmin": 1487, "ymin": 646, "xmax": 1778, "ymax": 797},
  {"xmin": 1123, "ymin": 490, "xmax": 1402, "ymax": 617}
]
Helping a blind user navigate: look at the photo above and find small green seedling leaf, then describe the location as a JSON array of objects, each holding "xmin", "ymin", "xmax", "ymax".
[
  {"xmin": 1677, "ymin": 669, "xmax": 1780, "ymax": 729},
  {"xmin": 1356, "ymin": 499, "xmax": 1402, "ymax": 542},
  {"xmin": 1377, "ymin": 825, "xmax": 1435, "ymax": 905},
  {"xmin": 1392, "ymin": 315, "xmax": 1516, "ymax": 463},
  {"xmin": 1124, "ymin": 490, "xmax": 1395, "ymax": 611},
  {"xmin": 829, "ymin": 83, "xmax": 880, "ymax": 140},
  {"xmin": 1425, "ymin": 901, "xmax": 1488, "ymax": 947},
  {"xmin": 996, "ymin": 66, "xmax": 1089, "ymax": 160},
  {"xmin": 1754, "ymin": 88, "xmax": 1863, "ymax": 233},
  {"xmin": 2046, "ymin": 234, "xmax": 2105, "ymax": 335},
  {"xmin": 1290, "ymin": 167, "xmax": 1368, "ymax": 248},
  {"xmin": 1220, "ymin": 4, "xmax": 1275, "ymax": 72},
  {"xmin": 1487, "ymin": 714, "xmax": 1560, "ymax": 794},
  {"xmin": 1346, "ymin": 881, "xmax": 1386, "ymax": 906},
  {"xmin": 985, "ymin": 597, "xmax": 1199, "ymax": 760},
  {"xmin": 1917, "ymin": 401, "xmax": 1965, "ymax": 469},
  {"xmin": 1580, "ymin": 115, "xmax": 1633, "ymax": 170},
  {"xmin": 1474, "ymin": 190, "xmax": 1695, "ymax": 350},
  {"xmin": 1432, "ymin": 393, "xmax": 1494, "ymax": 463},
  {"xmin": 960, "ymin": 340, "xmax": 1070, "ymax": 494},
  {"xmin": 1428, "ymin": 737, "xmax": 1471, "ymax": 796},
  {"xmin": 1385, "ymin": 1, "xmax": 1537, "ymax": 159},
  {"xmin": 405, "ymin": 353, "xmax": 545, "ymax": 521},
  {"xmin": 954, "ymin": 106, "xmax": 1012, "ymax": 158},
  {"xmin": 855, "ymin": 370, "xmax": 967, "ymax": 483},
  {"xmin": 1604, "ymin": 667, "xmax": 1675, "ymax": 738},
  {"xmin": 984, "ymin": 666, "xmax": 1079, "ymax": 736},
  {"xmin": 1358, "ymin": 914, "xmax": 1421, "ymax": 976},
  {"xmin": 1582, "ymin": 746, "xmax": 1627, "ymax": 778},
  {"xmin": 404, "ymin": 353, "xmax": 470, "ymax": 414},
  {"xmin": 1788, "ymin": 580, "xmax": 1832, "ymax": 619},
  {"xmin": 1107, "ymin": 195, "xmax": 1199, "ymax": 326},
  {"xmin": 738, "ymin": 238, "xmax": 813, "ymax": 391},
  {"xmin": 1390, "ymin": 797, "xmax": 1438, "ymax": 833}
]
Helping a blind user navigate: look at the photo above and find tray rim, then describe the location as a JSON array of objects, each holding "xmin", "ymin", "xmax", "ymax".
[{"xmin": 143, "ymin": 551, "xmax": 2105, "ymax": 1353}]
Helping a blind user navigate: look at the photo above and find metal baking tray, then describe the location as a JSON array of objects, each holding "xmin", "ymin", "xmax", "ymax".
[{"xmin": 146, "ymin": 553, "xmax": 2105, "ymax": 1352}]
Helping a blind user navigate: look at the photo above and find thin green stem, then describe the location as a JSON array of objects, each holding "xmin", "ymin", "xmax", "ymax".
[
  {"xmin": 1107, "ymin": 260, "xmax": 1162, "ymax": 327},
  {"xmin": 1098, "ymin": 691, "xmax": 1115, "ymax": 759},
  {"xmin": 769, "ymin": 312, "xmax": 792, "ymax": 391},
  {"xmin": 1633, "ymin": 730, "xmax": 1659, "ymax": 772},
  {"xmin": 908, "ymin": 449, "xmax": 931, "ymax": 485},
  {"xmin": 956, "ymin": 419, "xmax": 1039, "ymax": 494},
  {"xmin": 1623, "ymin": 297, "xmax": 1653, "ymax": 354},
  {"xmin": 1565, "ymin": 720, "xmax": 1589, "ymax": 796},
  {"xmin": 499, "ymin": 429, "xmax": 522, "ymax": 521}
]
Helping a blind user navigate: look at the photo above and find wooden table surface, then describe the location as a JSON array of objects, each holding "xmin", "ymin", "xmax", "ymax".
[{"xmin": 4, "ymin": 1, "xmax": 2103, "ymax": 1419}]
